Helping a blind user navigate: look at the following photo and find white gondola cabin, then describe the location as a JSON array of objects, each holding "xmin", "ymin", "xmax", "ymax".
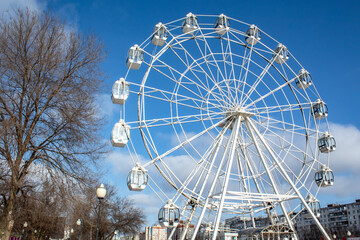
[
  {"xmin": 214, "ymin": 14, "xmax": 230, "ymax": 36},
  {"xmin": 315, "ymin": 165, "xmax": 334, "ymax": 187},
  {"xmin": 273, "ymin": 43, "xmax": 289, "ymax": 64},
  {"xmin": 245, "ymin": 24, "xmax": 261, "ymax": 45},
  {"xmin": 151, "ymin": 23, "xmax": 168, "ymax": 46},
  {"xmin": 127, "ymin": 163, "xmax": 148, "ymax": 191},
  {"xmin": 126, "ymin": 44, "xmax": 144, "ymax": 70},
  {"xmin": 158, "ymin": 200, "xmax": 180, "ymax": 227},
  {"xmin": 295, "ymin": 69, "xmax": 312, "ymax": 89},
  {"xmin": 318, "ymin": 132, "xmax": 336, "ymax": 153},
  {"xmin": 111, "ymin": 78, "xmax": 130, "ymax": 105},
  {"xmin": 302, "ymin": 195, "xmax": 321, "ymax": 218},
  {"xmin": 312, "ymin": 99, "xmax": 328, "ymax": 120},
  {"xmin": 182, "ymin": 12, "xmax": 198, "ymax": 35},
  {"xmin": 111, "ymin": 120, "xmax": 130, "ymax": 148}
]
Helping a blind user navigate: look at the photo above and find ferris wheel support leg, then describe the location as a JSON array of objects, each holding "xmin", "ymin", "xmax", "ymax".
[
  {"xmin": 234, "ymin": 147, "xmax": 258, "ymax": 227},
  {"xmin": 212, "ymin": 117, "xmax": 242, "ymax": 240},
  {"xmin": 245, "ymin": 120, "xmax": 297, "ymax": 239},
  {"xmin": 246, "ymin": 118, "xmax": 331, "ymax": 240},
  {"xmin": 187, "ymin": 132, "xmax": 227, "ymax": 240},
  {"xmin": 180, "ymin": 133, "xmax": 227, "ymax": 240},
  {"xmin": 180, "ymin": 205, "xmax": 199, "ymax": 240},
  {"xmin": 236, "ymin": 143, "xmax": 275, "ymax": 226},
  {"xmin": 190, "ymin": 124, "xmax": 234, "ymax": 240}
]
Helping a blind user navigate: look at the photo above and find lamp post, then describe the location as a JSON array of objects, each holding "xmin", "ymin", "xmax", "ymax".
[
  {"xmin": 22, "ymin": 222, "xmax": 28, "ymax": 239},
  {"xmin": 96, "ymin": 184, "xmax": 106, "ymax": 240},
  {"xmin": 347, "ymin": 230, "xmax": 351, "ymax": 237},
  {"xmin": 114, "ymin": 230, "xmax": 117, "ymax": 240},
  {"xmin": 333, "ymin": 234, "xmax": 336, "ymax": 239},
  {"xmin": 77, "ymin": 219, "xmax": 82, "ymax": 240}
]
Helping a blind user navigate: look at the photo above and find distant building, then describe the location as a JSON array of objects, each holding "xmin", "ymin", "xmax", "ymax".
[
  {"xmin": 225, "ymin": 199, "xmax": 360, "ymax": 238},
  {"xmin": 297, "ymin": 199, "xmax": 360, "ymax": 238},
  {"xmin": 139, "ymin": 225, "xmax": 167, "ymax": 240}
]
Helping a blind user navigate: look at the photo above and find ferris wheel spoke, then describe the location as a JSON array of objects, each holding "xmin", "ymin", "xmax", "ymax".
[
  {"xmin": 165, "ymin": 32, "xmax": 230, "ymax": 105},
  {"xmin": 133, "ymin": 67, "xmax": 229, "ymax": 111},
  {"xmin": 143, "ymin": 53, "xmax": 214, "ymax": 103},
  {"xmin": 194, "ymin": 29, "xmax": 236, "ymax": 104},
  {"xmin": 251, "ymin": 120, "xmax": 318, "ymax": 168},
  {"xmin": 194, "ymin": 42, "xmax": 235, "ymax": 106},
  {"xmin": 224, "ymin": 31, "xmax": 242, "ymax": 102},
  {"xmin": 253, "ymin": 114, "xmax": 316, "ymax": 136},
  {"xmin": 128, "ymin": 112, "xmax": 224, "ymax": 129},
  {"xmin": 254, "ymin": 102, "xmax": 312, "ymax": 115},
  {"xmin": 238, "ymin": 40, "xmax": 255, "ymax": 106},
  {"xmin": 143, "ymin": 60, "xmax": 224, "ymax": 107},
  {"xmin": 168, "ymin": 47, "xmax": 208, "ymax": 87},
  {"xmin": 244, "ymin": 75, "xmax": 299, "ymax": 109},
  {"xmin": 240, "ymin": 56, "xmax": 277, "ymax": 107},
  {"xmin": 131, "ymin": 84, "xmax": 224, "ymax": 113},
  {"xmin": 142, "ymin": 117, "xmax": 228, "ymax": 168},
  {"xmin": 171, "ymin": 125, "xmax": 229, "ymax": 205},
  {"xmin": 218, "ymin": 39, "xmax": 235, "ymax": 102}
]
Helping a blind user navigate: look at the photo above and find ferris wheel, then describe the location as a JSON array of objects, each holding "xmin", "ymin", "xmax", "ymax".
[{"xmin": 111, "ymin": 13, "xmax": 336, "ymax": 240}]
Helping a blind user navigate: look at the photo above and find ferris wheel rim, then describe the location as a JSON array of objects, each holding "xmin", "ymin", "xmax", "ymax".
[
  {"xmin": 134, "ymin": 16, "xmax": 328, "ymax": 194},
  {"xmin": 117, "ymin": 13, "xmax": 334, "ymax": 240}
]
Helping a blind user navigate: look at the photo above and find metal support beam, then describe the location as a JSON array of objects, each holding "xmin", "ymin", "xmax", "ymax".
[{"xmin": 246, "ymin": 118, "xmax": 330, "ymax": 240}]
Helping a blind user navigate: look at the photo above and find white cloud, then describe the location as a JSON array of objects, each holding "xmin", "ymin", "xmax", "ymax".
[
  {"xmin": 105, "ymin": 150, "xmax": 146, "ymax": 176},
  {"xmin": 0, "ymin": 0, "xmax": 45, "ymax": 13},
  {"xmin": 96, "ymin": 93, "xmax": 118, "ymax": 120},
  {"xmin": 128, "ymin": 193, "xmax": 163, "ymax": 225},
  {"xmin": 328, "ymin": 123, "xmax": 360, "ymax": 173},
  {"xmin": 318, "ymin": 123, "xmax": 360, "ymax": 198},
  {"xmin": 129, "ymin": 193, "xmax": 161, "ymax": 210}
]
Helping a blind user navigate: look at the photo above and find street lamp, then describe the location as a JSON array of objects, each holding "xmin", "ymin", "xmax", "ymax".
[
  {"xmin": 96, "ymin": 184, "xmax": 106, "ymax": 240},
  {"xmin": 114, "ymin": 230, "xmax": 117, "ymax": 240},
  {"xmin": 347, "ymin": 230, "xmax": 351, "ymax": 237},
  {"xmin": 22, "ymin": 222, "xmax": 28, "ymax": 239},
  {"xmin": 77, "ymin": 219, "xmax": 82, "ymax": 240},
  {"xmin": 333, "ymin": 234, "xmax": 336, "ymax": 239}
]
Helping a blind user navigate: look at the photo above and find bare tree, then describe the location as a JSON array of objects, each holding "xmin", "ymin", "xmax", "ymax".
[
  {"xmin": 0, "ymin": 8, "xmax": 105, "ymax": 239},
  {"xmin": 102, "ymin": 192, "xmax": 146, "ymax": 239},
  {"xmin": 67, "ymin": 183, "xmax": 145, "ymax": 240},
  {"xmin": 11, "ymin": 178, "xmax": 67, "ymax": 240}
]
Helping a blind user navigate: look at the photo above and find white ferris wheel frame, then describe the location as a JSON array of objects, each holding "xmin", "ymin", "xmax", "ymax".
[{"xmin": 119, "ymin": 13, "xmax": 333, "ymax": 240}]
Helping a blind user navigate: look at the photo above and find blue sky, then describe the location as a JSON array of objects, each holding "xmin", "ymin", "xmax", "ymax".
[
  {"xmin": 1, "ymin": 0, "xmax": 360, "ymax": 226},
  {"xmin": 39, "ymin": 0, "xmax": 360, "ymax": 126}
]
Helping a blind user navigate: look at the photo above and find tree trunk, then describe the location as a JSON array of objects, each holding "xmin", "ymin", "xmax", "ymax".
[{"xmin": 0, "ymin": 186, "xmax": 16, "ymax": 240}]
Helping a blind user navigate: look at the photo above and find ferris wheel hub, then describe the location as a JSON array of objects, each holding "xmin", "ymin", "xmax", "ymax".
[
  {"xmin": 219, "ymin": 107, "xmax": 254, "ymax": 128},
  {"xmin": 226, "ymin": 106, "xmax": 254, "ymax": 118}
]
